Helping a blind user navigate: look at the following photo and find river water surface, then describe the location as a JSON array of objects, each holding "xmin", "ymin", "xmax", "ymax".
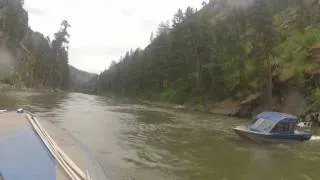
[{"xmin": 1, "ymin": 91, "xmax": 320, "ymax": 180}]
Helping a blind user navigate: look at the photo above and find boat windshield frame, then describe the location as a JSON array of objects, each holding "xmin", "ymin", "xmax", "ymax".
[
  {"xmin": 270, "ymin": 121, "xmax": 296, "ymax": 134},
  {"xmin": 250, "ymin": 118, "xmax": 277, "ymax": 133}
]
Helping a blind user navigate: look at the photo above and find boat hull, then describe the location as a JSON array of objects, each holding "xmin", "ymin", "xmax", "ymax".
[
  {"xmin": 233, "ymin": 126, "xmax": 311, "ymax": 143},
  {"xmin": 0, "ymin": 111, "xmax": 108, "ymax": 180}
]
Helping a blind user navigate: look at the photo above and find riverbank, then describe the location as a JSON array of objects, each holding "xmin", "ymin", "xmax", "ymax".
[
  {"xmin": 0, "ymin": 82, "xmax": 64, "ymax": 93},
  {"xmin": 140, "ymin": 99, "xmax": 240, "ymax": 116},
  {"xmin": 138, "ymin": 87, "xmax": 311, "ymax": 119}
]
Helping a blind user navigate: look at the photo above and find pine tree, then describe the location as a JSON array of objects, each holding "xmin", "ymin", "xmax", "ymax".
[
  {"xmin": 50, "ymin": 20, "xmax": 71, "ymax": 89},
  {"xmin": 172, "ymin": 9, "xmax": 184, "ymax": 28},
  {"xmin": 150, "ymin": 32, "xmax": 154, "ymax": 43},
  {"xmin": 250, "ymin": 0, "xmax": 277, "ymax": 110}
]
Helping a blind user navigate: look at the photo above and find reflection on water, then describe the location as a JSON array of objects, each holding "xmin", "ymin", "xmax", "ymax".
[{"xmin": 1, "ymin": 91, "xmax": 320, "ymax": 179}]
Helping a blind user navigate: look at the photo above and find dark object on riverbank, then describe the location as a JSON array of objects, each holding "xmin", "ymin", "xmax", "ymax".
[
  {"xmin": 299, "ymin": 112, "xmax": 320, "ymax": 127},
  {"xmin": 16, "ymin": 108, "xmax": 23, "ymax": 113},
  {"xmin": 233, "ymin": 112, "xmax": 312, "ymax": 143}
]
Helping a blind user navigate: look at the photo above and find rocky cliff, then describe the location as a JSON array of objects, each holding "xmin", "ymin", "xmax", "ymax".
[{"xmin": 0, "ymin": 37, "xmax": 18, "ymax": 77}]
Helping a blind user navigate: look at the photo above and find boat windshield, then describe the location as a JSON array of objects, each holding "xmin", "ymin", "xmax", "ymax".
[
  {"xmin": 250, "ymin": 118, "xmax": 275, "ymax": 132},
  {"xmin": 271, "ymin": 121, "xmax": 295, "ymax": 134}
]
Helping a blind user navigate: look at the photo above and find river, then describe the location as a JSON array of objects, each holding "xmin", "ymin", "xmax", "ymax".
[{"xmin": 1, "ymin": 91, "xmax": 320, "ymax": 180}]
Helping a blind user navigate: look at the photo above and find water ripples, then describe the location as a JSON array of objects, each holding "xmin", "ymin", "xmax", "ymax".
[{"xmin": 3, "ymin": 92, "xmax": 320, "ymax": 179}]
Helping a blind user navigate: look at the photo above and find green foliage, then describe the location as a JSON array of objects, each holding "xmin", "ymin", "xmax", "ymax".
[
  {"xmin": 275, "ymin": 26, "xmax": 320, "ymax": 81},
  {"xmin": 0, "ymin": 0, "xmax": 28, "ymax": 44},
  {"xmin": 1, "ymin": 72, "xmax": 22, "ymax": 86},
  {"xmin": 160, "ymin": 89, "xmax": 177, "ymax": 102},
  {"xmin": 93, "ymin": 0, "xmax": 320, "ymax": 106},
  {"xmin": 0, "ymin": 1, "xmax": 71, "ymax": 90},
  {"xmin": 312, "ymin": 88, "xmax": 320, "ymax": 108},
  {"xmin": 1, "ymin": 75, "xmax": 15, "ymax": 85},
  {"xmin": 17, "ymin": 59, "xmax": 35, "ymax": 87},
  {"xmin": 21, "ymin": 21, "xmax": 71, "ymax": 90},
  {"xmin": 97, "ymin": 4, "xmax": 246, "ymax": 102}
]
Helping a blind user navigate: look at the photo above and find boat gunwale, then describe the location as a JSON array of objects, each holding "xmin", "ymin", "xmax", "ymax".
[{"xmin": 233, "ymin": 126, "xmax": 312, "ymax": 142}]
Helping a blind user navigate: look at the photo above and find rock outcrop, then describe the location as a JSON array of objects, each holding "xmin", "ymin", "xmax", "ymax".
[
  {"xmin": 235, "ymin": 93, "xmax": 262, "ymax": 118},
  {"xmin": 0, "ymin": 36, "xmax": 18, "ymax": 77}
]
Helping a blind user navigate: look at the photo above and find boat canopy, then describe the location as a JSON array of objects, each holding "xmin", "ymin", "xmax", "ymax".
[
  {"xmin": 256, "ymin": 112, "xmax": 297, "ymax": 123},
  {"xmin": 250, "ymin": 112, "xmax": 297, "ymax": 133}
]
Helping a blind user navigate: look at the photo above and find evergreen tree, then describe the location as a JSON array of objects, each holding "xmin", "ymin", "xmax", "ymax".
[
  {"xmin": 250, "ymin": 0, "xmax": 277, "ymax": 109},
  {"xmin": 92, "ymin": 0, "xmax": 320, "ymax": 107},
  {"xmin": 51, "ymin": 20, "xmax": 71, "ymax": 89}
]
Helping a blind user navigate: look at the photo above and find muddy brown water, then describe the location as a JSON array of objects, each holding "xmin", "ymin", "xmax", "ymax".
[{"xmin": 1, "ymin": 91, "xmax": 320, "ymax": 180}]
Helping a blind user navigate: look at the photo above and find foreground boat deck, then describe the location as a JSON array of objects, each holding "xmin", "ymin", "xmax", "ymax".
[
  {"xmin": 0, "ymin": 111, "xmax": 94, "ymax": 180},
  {"xmin": 40, "ymin": 116, "xmax": 89, "ymax": 179},
  {"xmin": 0, "ymin": 112, "xmax": 30, "ymax": 135}
]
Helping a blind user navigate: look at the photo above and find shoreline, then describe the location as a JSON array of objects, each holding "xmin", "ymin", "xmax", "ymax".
[
  {"xmin": 139, "ymin": 99, "xmax": 241, "ymax": 118},
  {"xmin": 1, "ymin": 84, "xmax": 313, "ymax": 121},
  {"xmin": 0, "ymin": 83, "xmax": 64, "ymax": 93}
]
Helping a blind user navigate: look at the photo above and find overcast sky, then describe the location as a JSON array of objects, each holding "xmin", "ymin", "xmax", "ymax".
[{"xmin": 24, "ymin": 0, "xmax": 203, "ymax": 74}]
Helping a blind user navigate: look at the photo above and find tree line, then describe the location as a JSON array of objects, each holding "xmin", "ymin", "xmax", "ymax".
[
  {"xmin": 0, "ymin": 0, "xmax": 70, "ymax": 90},
  {"xmin": 96, "ymin": 0, "xmax": 320, "ymax": 106}
]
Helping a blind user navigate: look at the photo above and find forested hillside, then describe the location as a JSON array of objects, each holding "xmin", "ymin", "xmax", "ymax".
[
  {"xmin": 95, "ymin": 0, "xmax": 320, "ymax": 115},
  {"xmin": 69, "ymin": 65, "xmax": 97, "ymax": 91},
  {"xmin": 0, "ymin": 0, "xmax": 71, "ymax": 90}
]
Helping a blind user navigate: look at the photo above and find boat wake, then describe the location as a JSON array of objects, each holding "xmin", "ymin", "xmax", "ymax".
[{"xmin": 310, "ymin": 136, "xmax": 320, "ymax": 141}]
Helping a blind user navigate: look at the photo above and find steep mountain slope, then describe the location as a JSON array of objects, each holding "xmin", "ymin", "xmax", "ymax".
[
  {"xmin": 0, "ymin": 0, "xmax": 71, "ymax": 90},
  {"xmin": 69, "ymin": 65, "xmax": 97, "ymax": 91},
  {"xmin": 94, "ymin": 0, "xmax": 320, "ymax": 117}
]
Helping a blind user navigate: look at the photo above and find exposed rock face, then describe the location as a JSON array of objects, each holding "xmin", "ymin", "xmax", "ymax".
[
  {"xmin": 280, "ymin": 90, "xmax": 306, "ymax": 115},
  {"xmin": 210, "ymin": 99, "xmax": 240, "ymax": 116},
  {"xmin": 235, "ymin": 93, "xmax": 262, "ymax": 118},
  {"xmin": 0, "ymin": 37, "xmax": 18, "ymax": 77},
  {"xmin": 230, "ymin": 89, "xmax": 306, "ymax": 118}
]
